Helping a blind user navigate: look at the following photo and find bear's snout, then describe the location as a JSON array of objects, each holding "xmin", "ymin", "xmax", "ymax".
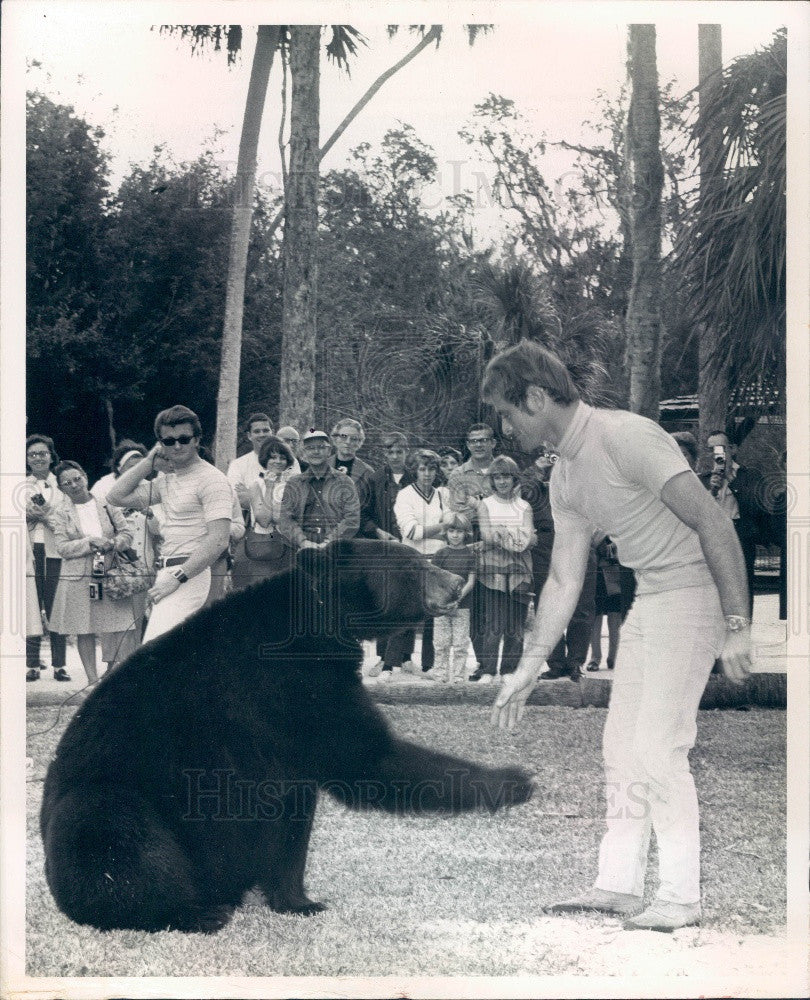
[{"xmin": 424, "ymin": 564, "xmax": 464, "ymax": 614}]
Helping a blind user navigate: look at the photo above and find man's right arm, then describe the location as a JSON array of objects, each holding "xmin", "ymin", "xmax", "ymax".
[
  {"xmin": 491, "ymin": 515, "xmax": 592, "ymax": 729},
  {"xmin": 107, "ymin": 444, "xmax": 162, "ymax": 509}
]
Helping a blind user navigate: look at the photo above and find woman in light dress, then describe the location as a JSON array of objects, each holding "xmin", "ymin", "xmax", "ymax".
[{"xmin": 48, "ymin": 461, "xmax": 137, "ymax": 685}]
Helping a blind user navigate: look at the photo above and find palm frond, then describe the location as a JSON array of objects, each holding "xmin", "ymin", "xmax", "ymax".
[
  {"xmin": 673, "ymin": 29, "xmax": 786, "ymax": 410},
  {"xmin": 325, "ymin": 26, "xmax": 368, "ymax": 72},
  {"xmin": 157, "ymin": 25, "xmax": 243, "ymax": 65}
]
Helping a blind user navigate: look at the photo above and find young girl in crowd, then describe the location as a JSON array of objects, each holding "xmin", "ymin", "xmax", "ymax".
[{"xmin": 431, "ymin": 513, "xmax": 476, "ymax": 683}]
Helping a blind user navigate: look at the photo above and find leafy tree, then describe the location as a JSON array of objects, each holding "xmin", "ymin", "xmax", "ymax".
[
  {"xmin": 26, "ymin": 91, "xmax": 118, "ymax": 470},
  {"xmin": 159, "ymin": 24, "xmax": 467, "ymax": 463},
  {"xmin": 101, "ymin": 149, "xmax": 282, "ymax": 453},
  {"xmin": 460, "ymin": 84, "xmax": 693, "ymax": 408},
  {"xmin": 26, "ymin": 91, "xmax": 283, "ymax": 478},
  {"xmin": 674, "ymin": 28, "xmax": 786, "ymax": 430},
  {"xmin": 316, "ymin": 126, "xmax": 485, "ymax": 459}
]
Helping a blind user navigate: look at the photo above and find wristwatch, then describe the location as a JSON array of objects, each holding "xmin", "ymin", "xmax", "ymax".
[
  {"xmin": 172, "ymin": 568, "xmax": 189, "ymax": 584},
  {"xmin": 724, "ymin": 615, "xmax": 751, "ymax": 632}
]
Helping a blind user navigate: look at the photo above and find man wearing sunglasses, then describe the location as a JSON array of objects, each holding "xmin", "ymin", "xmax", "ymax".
[{"xmin": 107, "ymin": 405, "xmax": 233, "ymax": 641}]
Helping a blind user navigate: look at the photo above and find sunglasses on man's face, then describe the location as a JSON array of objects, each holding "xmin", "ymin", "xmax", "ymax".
[{"xmin": 160, "ymin": 435, "xmax": 195, "ymax": 447}]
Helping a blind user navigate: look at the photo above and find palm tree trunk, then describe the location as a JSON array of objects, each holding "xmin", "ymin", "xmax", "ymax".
[
  {"xmin": 280, "ymin": 26, "xmax": 321, "ymax": 432},
  {"xmin": 214, "ymin": 25, "xmax": 280, "ymax": 469},
  {"xmin": 625, "ymin": 24, "xmax": 664, "ymax": 419},
  {"xmin": 264, "ymin": 25, "xmax": 442, "ymax": 244},
  {"xmin": 697, "ymin": 24, "xmax": 727, "ymax": 452}
]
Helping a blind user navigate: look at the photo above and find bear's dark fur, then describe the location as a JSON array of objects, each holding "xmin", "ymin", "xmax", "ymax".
[{"xmin": 41, "ymin": 539, "xmax": 533, "ymax": 933}]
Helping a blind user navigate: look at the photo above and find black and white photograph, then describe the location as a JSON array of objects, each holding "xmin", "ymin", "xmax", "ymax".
[{"xmin": 1, "ymin": 1, "xmax": 808, "ymax": 997}]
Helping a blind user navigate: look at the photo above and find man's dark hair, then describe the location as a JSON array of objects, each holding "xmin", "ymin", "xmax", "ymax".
[
  {"xmin": 482, "ymin": 341, "xmax": 580, "ymax": 408},
  {"xmin": 466, "ymin": 423, "xmax": 494, "ymax": 439},
  {"xmin": 245, "ymin": 412, "xmax": 273, "ymax": 434},
  {"xmin": 154, "ymin": 405, "xmax": 202, "ymax": 440},
  {"xmin": 26, "ymin": 434, "xmax": 59, "ymax": 468}
]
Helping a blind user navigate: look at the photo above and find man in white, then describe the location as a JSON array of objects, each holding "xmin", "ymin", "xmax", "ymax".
[
  {"xmin": 485, "ymin": 341, "xmax": 752, "ymax": 932},
  {"xmin": 226, "ymin": 413, "xmax": 276, "ymax": 518},
  {"xmin": 107, "ymin": 405, "xmax": 233, "ymax": 642}
]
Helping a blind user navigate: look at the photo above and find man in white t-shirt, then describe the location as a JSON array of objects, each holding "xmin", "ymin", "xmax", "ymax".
[
  {"xmin": 227, "ymin": 413, "xmax": 275, "ymax": 518},
  {"xmin": 107, "ymin": 405, "xmax": 233, "ymax": 642},
  {"xmin": 483, "ymin": 341, "xmax": 752, "ymax": 933}
]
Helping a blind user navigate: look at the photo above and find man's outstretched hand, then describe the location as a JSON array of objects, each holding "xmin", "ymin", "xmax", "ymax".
[{"xmin": 490, "ymin": 664, "xmax": 540, "ymax": 730}]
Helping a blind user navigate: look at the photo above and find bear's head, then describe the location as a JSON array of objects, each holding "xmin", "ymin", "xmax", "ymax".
[{"xmin": 295, "ymin": 539, "xmax": 464, "ymax": 641}]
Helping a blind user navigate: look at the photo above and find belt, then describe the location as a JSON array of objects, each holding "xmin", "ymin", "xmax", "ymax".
[{"xmin": 154, "ymin": 556, "xmax": 188, "ymax": 569}]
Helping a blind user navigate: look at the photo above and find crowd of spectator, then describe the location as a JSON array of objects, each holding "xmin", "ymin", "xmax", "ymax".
[{"xmin": 25, "ymin": 406, "xmax": 786, "ymax": 687}]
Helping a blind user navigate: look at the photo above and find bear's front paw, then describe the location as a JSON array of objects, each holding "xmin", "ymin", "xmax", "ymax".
[
  {"xmin": 267, "ymin": 890, "xmax": 327, "ymax": 916},
  {"xmin": 174, "ymin": 903, "xmax": 235, "ymax": 934},
  {"xmin": 482, "ymin": 766, "xmax": 535, "ymax": 811}
]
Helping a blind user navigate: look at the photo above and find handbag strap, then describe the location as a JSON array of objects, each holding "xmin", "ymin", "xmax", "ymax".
[{"xmin": 103, "ymin": 504, "xmax": 117, "ymax": 535}]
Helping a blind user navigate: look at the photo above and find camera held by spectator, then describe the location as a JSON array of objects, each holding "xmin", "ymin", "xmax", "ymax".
[{"xmin": 710, "ymin": 444, "xmax": 726, "ymax": 496}]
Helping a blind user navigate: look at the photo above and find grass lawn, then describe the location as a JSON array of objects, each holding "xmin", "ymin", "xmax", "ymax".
[{"xmin": 25, "ymin": 704, "xmax": 786, "ymax": 980}]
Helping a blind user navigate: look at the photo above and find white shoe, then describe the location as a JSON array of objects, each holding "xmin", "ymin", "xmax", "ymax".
[
  {"xmin": 623, "ymin": 899, "xmax": 701, "ymax": 932},
  {"xmin": 478, "ymin": 673, "xmax": 493, "ymax": 685},
  {"xmin": 401, "ymin": 660, "xmax": 419, "ymax": 675},
  {"xmin": 379, "ymin": 669, "xmax": 393, "ymax": 683},
  {"xmin": 367, "ymin": 659, "xmax": 384, "ymax": 678}
]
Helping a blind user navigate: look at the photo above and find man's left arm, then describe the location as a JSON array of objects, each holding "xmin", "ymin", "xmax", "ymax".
[{"xmin": 660, "ymin": 470, "xmax": 752, "ymax": 683}]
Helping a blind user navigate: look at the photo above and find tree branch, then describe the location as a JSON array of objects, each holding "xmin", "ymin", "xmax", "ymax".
[{"xmin": 265, "ymin": 24, "xmax": 442, "ymax": 240}]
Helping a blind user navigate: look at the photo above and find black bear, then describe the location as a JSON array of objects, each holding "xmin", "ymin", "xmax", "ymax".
[{"xmin": 41, "ymin": 539, "xmax": 533, "ymax": 933}]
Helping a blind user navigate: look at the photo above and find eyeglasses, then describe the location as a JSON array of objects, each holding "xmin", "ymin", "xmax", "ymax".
[
  {"xmin": 160, "ymin": 435, "xmax": 194, "ymax": 447},
  {"xmin": 27, "ymin": 451, "xmax": 50, "ymax": 458}
]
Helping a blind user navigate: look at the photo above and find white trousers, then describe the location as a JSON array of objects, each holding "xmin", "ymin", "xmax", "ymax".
[
  {"xmin": 142, "ymin": 567, "xmax": 211, "ymax": 644},
  {"xmin": 595, "ymin": 583, "xmax": 725, "ymax": 905}
]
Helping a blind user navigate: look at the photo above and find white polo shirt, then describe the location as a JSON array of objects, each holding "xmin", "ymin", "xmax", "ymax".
[
  {"xmin": 550, "ymin": 403, "xmax": 713, "ymax": 595},
  {"xmin": 227, "ymin": 451, "xmax": 262, "ymax": 494}
]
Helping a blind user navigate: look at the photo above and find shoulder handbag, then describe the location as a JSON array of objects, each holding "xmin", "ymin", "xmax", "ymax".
[
  {"xmin": 105, "ymin": 548, "xmax": 152, "ymax": 600},
  {"xmin": 244, "ymin": 479, "xmax": 291, "ymax": 560},
  {"xmin": 103, "ymin": 506, "xmax": 152, "ymax": 600},
  {"xmin": 244, "ymin": 528, "xmax": 289, "ymax": 562}
]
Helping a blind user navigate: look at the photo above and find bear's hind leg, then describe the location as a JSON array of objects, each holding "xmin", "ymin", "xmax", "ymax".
[
  {"xmin": 42, "ymin": 787, "xmax": 233, "ymax": 933},
  {"xmin": 261, "ymin": 784, "xmax": 325, "ymax": 916}
]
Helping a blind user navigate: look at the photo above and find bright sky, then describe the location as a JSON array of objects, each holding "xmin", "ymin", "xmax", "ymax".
[{"xmin": 18, "ymin": 0, "xmax": 790, "ymax": 238}]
